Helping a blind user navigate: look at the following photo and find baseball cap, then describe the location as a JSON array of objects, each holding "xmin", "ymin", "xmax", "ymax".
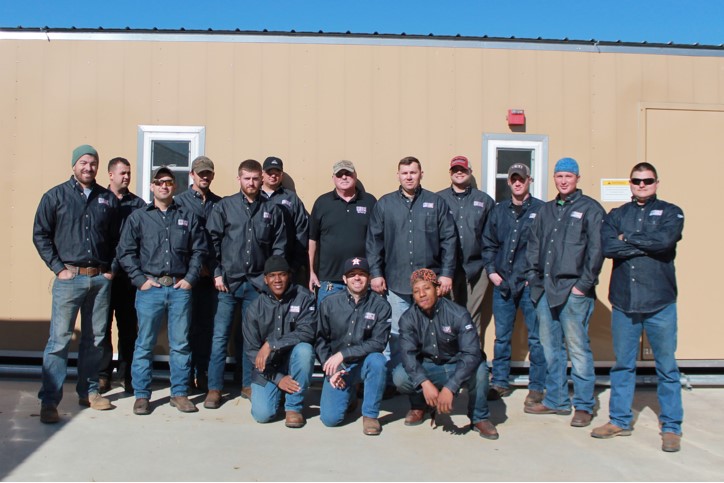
[
  {"xmin": 263, "ymin": 156, "xmax": 284, "ymax": 172},
  {"xmin": 191, "ymin": 156, "xmax": 215, "ymax": 174},
  {"xmin": 449, "ymin": 155, "xmax": 470, "ymax": 170},
  {"xmin": 152, "ymin": 165, "xmax": 174, "ymax": 179},
  {"xmin": 343, "ymin": 257, "xmax": 370, "ymax": 275},
  {"xmin": 332, "ymin": 160, "xmax": 356, "ymax": 175},
  {"xmin": 508, "ymin": 163, "xmax": 530, "ymax": 179}
]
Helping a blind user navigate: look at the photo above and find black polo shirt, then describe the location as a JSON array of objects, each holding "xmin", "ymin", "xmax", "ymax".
[{"xmin": 309, "ymin": 188, "xmax": 377, "ymax": 282}]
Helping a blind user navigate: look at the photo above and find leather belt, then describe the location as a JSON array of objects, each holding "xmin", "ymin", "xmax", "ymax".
[{"xmin": 65, "ymin": 265, "xmax": 101, "ymax": 277}]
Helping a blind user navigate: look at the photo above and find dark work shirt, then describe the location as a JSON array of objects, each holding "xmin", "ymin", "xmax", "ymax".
[
  {"xmin": 602, "ymin": 196, "xmax": 684, "ymax": 313},
  {"xmin": 482, "ymin": 196, "xmax": 544, "ymax": 300},
  {"xmin": 366, "ymin": 187, "xmax": 456, "ymax": 294},
  {"xmin": 316, "ymin": 289, "xmax": 392, "ymax": 365},
  {"xmin": 243, "ymin": 284, "xmax": 317, "ymax": 386},
  {"xmin": 207, "ymin": 193, "xmax": 287, "ymax": 293},
  {"xmin": 117, "ymin": 202, "xmax": 208, "ymax": 288},
  {"xmin": 525, "ymin": 189, "xmax": 605, "ymax": 308},
  {"xmin": 174, "ymin": 186, "xmax": 222, "ymax": 226},
  {"xmin": 437, "ymin": 185, "xmax": 495, "ymax": 281},
  {"xmin": 262, "ymin": 186, "xmax": 310, "ymax": 271},
  {"xmin": 33, "ymin": 176, "xmax": 121, "ymax": 274},
  {"xmin": 114, "ymin": 190, "xmax": 147, "ymax": 224},
  {"xmin": 310, "ymin": 189, "xmax": 377, "ymax": 282},
  {"xmin": 399, "ymin": 297, "xmax": 483, "ymax": 394}
]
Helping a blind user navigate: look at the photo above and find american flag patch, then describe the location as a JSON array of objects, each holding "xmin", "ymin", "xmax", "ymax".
[
  {"xmin": 441, "ymin": 326, "xmax": 452, "ymax": 334},
  {"xmin": 464, "ymin": 324, "xmax": 474, "ymax": 331},
  {"xmin": 98, "ymin": 198, "xmax": 109, "ymax": 205},
  {"xmin": 281, "ymin": 199, "xmax": 292, "ymax": 207},
  {"xmin": 649, "ymin": 210, "xmax": 663, "ymax": 216},
  {"xmin": 364, "ymin": 312, "xmax": 376, "ymax": 320},
  {"xmin": 570, "ymin": 211, "xmax": 583, "ymax": 219},
  {"xmin": 177, "ymin": 219, "xmax": 188, "ymax": 227},
  {"xmin": 529, "ymin": 213, "xmax": 537, "ymax": 219},
  {"xmin": 474, "ymin": 201, "xmax": 485, "ymax": 208},
  {"xmin": 423, "ymin": 202, "xmax": 434, "ymax": 209},
  {"xmin": 290, "ymin": 305, "xmax": 300, "ymax": 313},
  {"xmin": 356, "ymin": 206, "xmax": 367, "ymax": 214},
  {"xmin": 263, "ymin": 211, "xmax": 271, "ymax": 219}
]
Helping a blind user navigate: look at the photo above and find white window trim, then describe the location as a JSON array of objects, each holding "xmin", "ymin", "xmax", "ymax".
[
  {"xmin": 482, "ymin": 133, "xmax": 549, "ymax": 201},
  {"xmin": 136, "ymin": 125, "xmax": 206, "ymax": 202}
]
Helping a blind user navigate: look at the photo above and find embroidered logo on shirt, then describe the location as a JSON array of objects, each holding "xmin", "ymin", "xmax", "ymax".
[
  {"xmin": 290, "ymin": 305, "xmax": 300, "ymax": 313},
  {"xmin": 423, "ymin": 202, "xmax": 434, "ymax": 209},
  {"xmin": 263, "ymin": 211, "xmax": 271, "ymax": 219},
  {"xmin": 649, "ymin": 210, "xmax": 663, "ymax": 216},
  {"xmin": 356, "ymin": 206, "xmax": 367, "ymax": 214},
  {"xmin": 441, "ymin": 326, "xmax": 452, "ymax": 334},
  {"xmin": 473, "ymin": 201, "xmax": 485, "ymax": 208},
  {"xmin": 309, "ymin": 306, "xmax": 316, "ymax": 311},
  {"xmin": 529, "ymin": 213, "xmax": 537, "ymax": 219},
  {"xmin": 177, "ymin": 219, "xmax": 188, "ymax": 227},
  {"xmin": 281, "ymin": 199, "xmax": 292, "ymax": 207},
  {"xmin": 364, "ymin": 312, "xmax": 376, "ymax": 320},
  {"xmin": 464, "ymin": 324, "xmax": 474, "ymax": 331},
  {"xmin": 677, "ymin": 214, "xmax": 684, "ymax": 219},
  {"xmin": 98, "ymin": 198, "xmax": 109, "ymax": 205},
  {"xmin": 570, "ymin": 211, "xmax": 583, "ymax": 219}
]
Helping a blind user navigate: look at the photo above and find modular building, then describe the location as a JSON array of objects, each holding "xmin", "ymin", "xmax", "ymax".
[{"xmin": 1, "ymin": 27, "xmax": 723, "ymax": 368}]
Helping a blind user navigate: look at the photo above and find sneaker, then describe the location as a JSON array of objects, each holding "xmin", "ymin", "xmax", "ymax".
[
  {"xmin": 203, "ymin": 390, "xmax": 222, "ymax": 409},
  {"xmin": 487, "ymin": 385, "xmax": 512, "ymax": 400},
  {"xmin": 661, "ymin": 432, "xmax": 681, "ymax": 452},
  {"xmin": 169, "ymin": 396, "xmax": 198, "ymax": 413},
  {"xmin": 133, "ymin": 398, "xmax": 151, "ymax": 415},
  {"xmin": 524, "ymin": 390, "xmax": 544, "ymax": 407},
  {"xmin": 591, "ymin": 422, "xmax": 632, "ymax": 439},
  {"xmin": 79, "ymin": 393, "xmax": 114, "ymax": 411},
  {"xmin": 40, "ymin": 404, "xmax": 59, "ymax": 424},
  {"xmin": 362, "ymin": 416, "xmax": 382, "ymax": 436}
]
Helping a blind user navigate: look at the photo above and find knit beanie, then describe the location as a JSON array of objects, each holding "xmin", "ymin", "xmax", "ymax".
[{"xmin": 72, "ymin": 145, "xmax": 98, "ymax": 167}]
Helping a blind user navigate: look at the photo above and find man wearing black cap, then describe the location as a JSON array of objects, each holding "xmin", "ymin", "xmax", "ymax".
[
  {"xmin": 205, "ymin": 159, "xmax": 287, "ymax": 408},
  {"xmin": 243, "ymin": 256, "xmax": 317, "ymax": 428},
  {"xmin": 436, "ymin": 155, "xmax": 495, "ymax": 344},
  {"xmin": 99, "ymin": 156, "xmax": 147, "ymax": 394},
  {"xmin": 117, "ymin": 166, "xmax": 208, "ymax": 415},
  {"xmin": 482, "ymin": 163, "xmax": 546, "ymax": 405},
  {"xmin": 392, "ymin": 269, "xmax": 498, "ymax": 440},
  {"xmin": 309, "ymin": 160, "xmax": 377, "ymax": 305},
  {"xmin": 261, "ymin": 156, "xmax": 310, "ymax": 286},
  {"xmin": 174, "ymin": 155, "xmax": 222, "ymax": 393},
  {"xmin": 33, "ymin": 144, "xmax": 121, "ymax": 424},
  {"xmin": 316, "ymin": 257, "xmax": 392, "ymax": 435}
]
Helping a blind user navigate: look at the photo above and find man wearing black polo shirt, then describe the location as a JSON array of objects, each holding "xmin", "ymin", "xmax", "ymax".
[{"xmin": 308, "ymin": 160, "xmax": 377, "ymax": 304}]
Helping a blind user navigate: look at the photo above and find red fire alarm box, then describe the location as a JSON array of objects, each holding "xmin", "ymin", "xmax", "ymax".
[{"xmin": 507, "ymin": 109, "xmax": 525, "ymax": 126}]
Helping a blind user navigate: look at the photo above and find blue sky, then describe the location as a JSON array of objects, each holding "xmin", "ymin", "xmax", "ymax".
[{"xmin": 1, "ymin": 0, "xmax": 722, "ymax": 46}]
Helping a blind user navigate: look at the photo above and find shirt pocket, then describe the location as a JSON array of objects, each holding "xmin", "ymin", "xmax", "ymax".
[
  {"xmin": 171, "ymin": 224, "xmax": 191, "ymax": 253},
  {"xmin": 563, "ymin": 217, "xmax": 584, "ymax": 244},
  {"xmin": 423, "ymin": 211, "xmax": 437, "ymax": 233},
  {"xmin": 254, "ymin": 218, "xmax": 273, "ymax": 245}
]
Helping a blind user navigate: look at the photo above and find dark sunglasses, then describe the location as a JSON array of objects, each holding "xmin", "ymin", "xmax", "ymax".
[
  {"xmin": 335, "ymin": 170, "xmax": 353, "ymax": 178},
  {"xmin": 153, "ymin": 178, "xmax": 175, "ymax": 187},
  {"xmin": 630, "ymin": 178, "xmax": 656, "ymax": 186}
]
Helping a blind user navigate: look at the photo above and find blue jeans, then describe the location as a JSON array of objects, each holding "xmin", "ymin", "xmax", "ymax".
[
  {"xmin": 609, "ymin": 304, "xmax": 683, "ymax": 434},
  {"xmin": 537, "ymin": 292, "xmax": 595, "ymax": 413},
  {"xmin": 208, "ymin": 281, "xmax": 259, "ymax": 390},
  {"xmin": 319, "ymin": 353, "xmax": 387, "ymax": 426},
  {"xmin": 491, "ymin": 286, "xmax": 546, "ymax": 391},
  {"xmin": 316, "ymin": 281, "xmax": 345, "ymax": 306},
  {"xmin": 189, "ymin": 277, "xmax": 218, "ymax": 377},
  {"xmin": 392, "ymin": 361, "xmax": 491, "ymax": 423},
  {"xmin": 39, "ymin": 274, "xmax": 112, "ymax": 406},
  {"xmin": 250, "ymin": 343, "xmax": 315, "ymax": 423},
  {"xmin": 131, "ymin": 285, "xmax": 192, "ymax": 399},
  {"xmin": 384, "ymin": 290, "xmax": 412, "ymax": 384}
]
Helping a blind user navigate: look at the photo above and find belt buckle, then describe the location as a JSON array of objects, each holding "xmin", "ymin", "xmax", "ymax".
[{"xmin": 158, "ymin": 276, "xmax": 174, "ymax": 287}]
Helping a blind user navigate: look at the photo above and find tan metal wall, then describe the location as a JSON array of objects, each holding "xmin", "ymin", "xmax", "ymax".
[{"xmin": 2, "ymin": 34, "xmax": 723, "ymax": 361}]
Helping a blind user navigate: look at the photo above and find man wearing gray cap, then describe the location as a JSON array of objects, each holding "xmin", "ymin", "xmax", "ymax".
[
  {"xmin": 308, "ymin": 160, "xmax": 377, "ymax": 305},
  {"xmin": 33, "ymin": 144, "xmax": 121, "ymax": 423},
  {"xmin": 174, "ymin": 155, "xmax": 222, "ymax": 393},
  {"xmin": 261, "ymin": 156, "xmax": 310, "ymax": 286}
]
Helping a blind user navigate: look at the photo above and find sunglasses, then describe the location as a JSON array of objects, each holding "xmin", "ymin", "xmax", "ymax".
[
  {"xmin": 630, "ymin": 178, "xmax": 656, "ymax": 186},
  {"xmin": 153, "ymin": 178, "xmax": 175, "ymax": 187},
  {"xmin": 335, "ymin": 171, "xmax": 353, "ymax": 178}
]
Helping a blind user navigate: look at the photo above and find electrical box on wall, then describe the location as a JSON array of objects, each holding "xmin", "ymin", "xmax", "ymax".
[{"xmin": 507, "ymin": 109, "xmax": 525, "ymax": 126}]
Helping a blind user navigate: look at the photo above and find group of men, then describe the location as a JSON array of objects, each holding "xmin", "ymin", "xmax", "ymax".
[{"xmin": 33, "ymin": 145, "xmax": 684, "ymax": 451}]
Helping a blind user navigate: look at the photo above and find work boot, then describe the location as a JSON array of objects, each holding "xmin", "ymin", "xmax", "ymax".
[
  {"xmin": 133, "ymin": 398, "xmax": 151, "ymax": 415},
  {"xmin": 79, "ymin": 393, "xmax": 114, "ymax": 410},
  {"xmin": 487, "ymin": 385, "xmax": 512, "ymax": 400},
  {"xmin": 362, "ymin": 416, "xmax": 382, "ymax": 436},
  {"xmin": 169, "ymin": 396, "xmax": 198, "ymax": 413},
  {"xmin": 591, "ymin": 422, "xmax": 632, "ymax": 439},
  {"xmin": 661, "ymin": 432, "xmax": 681, "ymax": 452},
  {"xmin": 524, "ymin": 403, "xmax": 571, "ymax": 415},
  {"xmin": 570, "ymin": 410, "xmax": 593, "ymax": 427},
  {"xmin": 404, "ymin": 409, "xmax": 427, "ymax": 426},
  {"xmin": 98, "ymin": 376, "xmax": 111, "ymax": 394},
  {"xmin": 285, "ymin": 410, "xmax": 306, "ymax": 428},
  {"xmin": 240, "ymin": 386, "xmax": 252, "ymax": 400},
  {"xmin": 524, "ymin": 390, "xmax": 544, "ymax": 407},
  {"xmin": 471, "ymin": 420, "xmax": 499, "ymax": 440},
  {"xmin": 204, "ymin": 390, "xmax": 222, "ymax": 409},
  {"xmin": 40, "ymin": 404, "xmax": 59, "ymax": 424}
]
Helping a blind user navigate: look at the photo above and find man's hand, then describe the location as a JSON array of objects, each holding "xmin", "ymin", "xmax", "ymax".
[
  {"xmin": 421, "ymin": 380, "xmax": 439, "ymax": 408},
  {"xmin": 328, "ymin": 371, "xmax": 347, "ymax": 390},
  {"xmin": 278, "ymin": 375, "xmax": 301, "ymax": 394},
  {"xmin": 322, "ymin": 352, "xmax": 345, "ymax": 377},
  {"xmin": 571, "ymin": 286, "xmax": 585, "ymax": 296},
  {"xmin": 437, "ymin": 276, "xmax": 453, "ymax": 297},
  {"xmin": 436, "ymin": 387, "xmax": 455, "ymax": 414},
  {"xmin": 371, "ymin": 277, "xmax": 387, "ymax": 295},
  {"xmin": 174, "ymin": 279, "xmax": 192, "ymax": 290},
  {"xmin": 308, "ymin": 271, "xmax": 321, "ymax": 292},
  {"xmin": 140, "ymin": 278, "xmax": 161, "ymax": 291},
  {"xmin": 57, "ymin": 269, "xmax": 75, "ymax": 280},
  {"xmin": 214, "ymin": 276, "xmax": 228, "ymax": 293},
  {"xmin": 102, "ymin": 272, "xmax": 114, "ymax": 281},
  {"xmin": 488, "ymin": 272, "xmax": 503, "ymax": 287},
  {"xmin": 255, "ymin": 342, "xmax": 272, "ymax": 372}
]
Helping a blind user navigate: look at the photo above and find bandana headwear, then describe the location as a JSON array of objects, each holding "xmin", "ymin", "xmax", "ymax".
[{"xmin": 410, "ymin": 268, "xmax": 439, "ymax": 288}]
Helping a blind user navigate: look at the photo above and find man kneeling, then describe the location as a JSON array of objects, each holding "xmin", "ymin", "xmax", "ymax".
[
  {"xmin": 393, "ymin": 268, "xmax": 498, "ymax": 440},
  {"xmin": 316, "ymin": 257, "xmax": 391, "ymax": 435},
  {"xmin": 243, "ymin": 256, "xmax": 317, "ymax": 427}
]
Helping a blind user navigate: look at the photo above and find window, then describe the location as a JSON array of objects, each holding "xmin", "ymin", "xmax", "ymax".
[
  {"xmin": 482, "ymin": 134, "xmax": 548, "ymax": 202},
  {"xmin": 137, "ymin": 125, "xmax": 206, "ymax": 202}
]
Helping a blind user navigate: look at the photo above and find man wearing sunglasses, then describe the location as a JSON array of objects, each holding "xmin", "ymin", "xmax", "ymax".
[
  {"xmin": 117, "ymin": 166, "xmax": 208, "ymax": 415},
  {"xmin": 592, "ymin": 163, "xmax": 685, "ymax": 453}
]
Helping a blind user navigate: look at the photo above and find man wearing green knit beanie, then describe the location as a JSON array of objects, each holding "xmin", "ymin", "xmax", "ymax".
[{"xmin": 71, "ymin": 144, "xmax": 99, "ymax": 167}]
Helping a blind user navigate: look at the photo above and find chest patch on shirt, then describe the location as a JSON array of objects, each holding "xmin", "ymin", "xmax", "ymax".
[
  {"xmin": 98, "ymin": 197, "xmax": 109, "ymax": 206},
  {"xmin": 281, "ymin": 199, "xmax": 292, "ymax": 207},
  {"xmin": 263, "ymin": 211, "xmax": 271, "ymax": 219},
  {"xmin": 289, "ymin": 305, "xmax": 300, "ymax": 313},
  {"xmin": 649, "ymin": 210, "xmax": 663, "ymax": 216},
  {"xmin": 570, "ymin": 211, "xmax": 583, "ymax": 219},
  {"xmin": 356, "ymin": 206, "xmax": 367, "ymax": 214},
  {"xmin": 364, "ymin": 312, "xmax": 376, "ymax": 320},
  {"xmin": 177, "ymin": 219, "xmax": 188, "ymax": 227},
  {"xmin": 441, "ymin": 326, "xmax": 452, "ymax": 334},
  {"xmin": 464, "ymin": 324, "xmax": 474, "ymax": 331},
  {"xmin": 529, "ymin": 213, "xmax": 537, "ymax": 219},
  {"xmin": 473, "ymin": 201, "xmax": 485, "ymax": 208},
  {"xmin": 423, "ymin": 202, "xmax": 434, "ymax": 209}
]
